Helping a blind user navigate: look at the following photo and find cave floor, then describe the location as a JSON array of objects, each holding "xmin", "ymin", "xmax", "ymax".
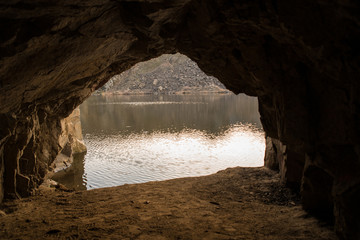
[{"xmin": 0, "ymin": 167, "xmax": 336, "ymax": 240}]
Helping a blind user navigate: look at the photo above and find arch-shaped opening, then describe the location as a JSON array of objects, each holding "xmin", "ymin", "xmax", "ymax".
[
  {"xmin": 0, "ymin": 1, "xmax": 359, "ymax": 239},
  {"xmin": 51, "ymin": 53, "xmax": 265, "ymax": 190}
]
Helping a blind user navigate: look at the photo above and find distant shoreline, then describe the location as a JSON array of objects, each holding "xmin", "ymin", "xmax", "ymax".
[{"xmin": 93, "ymin": 90, "xmax": 232, "ymax": 96}]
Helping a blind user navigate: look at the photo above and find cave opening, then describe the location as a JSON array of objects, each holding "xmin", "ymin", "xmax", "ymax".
[
  {"xmin": 51, "ymin": 54, "xmax": 265, "ymax": 190},
  {"xmin": 1, "ymin": 1, "xmax": 359, "ymax": 238}
]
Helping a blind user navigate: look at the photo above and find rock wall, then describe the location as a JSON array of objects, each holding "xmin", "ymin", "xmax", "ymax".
[
  {"xmin": 0, "ymin": 107, "xmax": 85, "ymax": 201},
  {"xmin": 45, "ymin": 107, "xmax": 86, "ymax": 188},
  {"xmin": 59, "ymin": 107, "xmax": 86, "ymax": 156},
  {"xmin": 1, "ymin": 111, "xmax": 59, "ymax": 200},
  {"xmin": 0, "ymin": 1, "xmax": 359, "ymax": 239}
]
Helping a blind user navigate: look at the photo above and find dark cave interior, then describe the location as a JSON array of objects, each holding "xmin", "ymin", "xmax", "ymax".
[{"xmin": 0, "ymin": 1, "xmax": 360, "ymax": 239}]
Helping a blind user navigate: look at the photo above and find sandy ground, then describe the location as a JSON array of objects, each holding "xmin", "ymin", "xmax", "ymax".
[{"xmin": 0, "ymin": 167, "xmax": 337, "ymax": 240}]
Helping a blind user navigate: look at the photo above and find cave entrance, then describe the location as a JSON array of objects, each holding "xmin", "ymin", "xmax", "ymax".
[{"xmin": 52, "ymin": 54, "xmax": 265, "ymax": 190}]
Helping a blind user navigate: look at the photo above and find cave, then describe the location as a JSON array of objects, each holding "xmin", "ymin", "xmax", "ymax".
[{"xmin": 0, "ymin": 1, "xmax": 359, "ymax": 239}]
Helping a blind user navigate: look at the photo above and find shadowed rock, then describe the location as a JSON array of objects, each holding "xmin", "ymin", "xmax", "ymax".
[{"xmin": 0, "ymin": 1, "xmax": 359, "ymax": 239}]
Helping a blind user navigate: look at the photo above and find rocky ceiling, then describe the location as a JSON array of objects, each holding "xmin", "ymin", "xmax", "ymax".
[{"xmin": 0, "ymin": 0, "xmax": 359, "ymax": 239}]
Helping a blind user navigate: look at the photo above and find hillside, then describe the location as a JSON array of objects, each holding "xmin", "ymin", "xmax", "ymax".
[{"xmin": 97, "ymin": 53, "xmax": 229, "ymax": 94}]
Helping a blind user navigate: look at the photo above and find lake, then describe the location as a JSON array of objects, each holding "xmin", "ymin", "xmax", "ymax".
[{"xmin": 54, "ymin": 94, "xmax": 265, "ymax": 190}]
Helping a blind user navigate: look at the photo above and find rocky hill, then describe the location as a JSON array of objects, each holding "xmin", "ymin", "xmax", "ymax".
[{"xmin": 97, "ymin": 53, "xmax": 229, "ymax": 94}]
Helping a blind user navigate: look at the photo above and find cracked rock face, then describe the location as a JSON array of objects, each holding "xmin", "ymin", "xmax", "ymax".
[{"xmin": 0, "ymin": 1, "xmax": 359, "ymax": 239}]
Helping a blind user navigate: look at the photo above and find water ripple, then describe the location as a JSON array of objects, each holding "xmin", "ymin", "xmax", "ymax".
[{"xmin": 83, "ymin": 124, "xmax": 265, "ymax": 189}]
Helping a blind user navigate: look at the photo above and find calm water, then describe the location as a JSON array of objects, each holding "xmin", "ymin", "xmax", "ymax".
[{"xmin": 54, "ymin": 94, "xmax": 265, "ymax": 190}]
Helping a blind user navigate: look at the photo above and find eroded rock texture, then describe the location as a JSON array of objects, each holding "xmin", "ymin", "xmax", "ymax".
[{"xmin": 0, "ymin": 1, "xmax": 359, "ymax": 239}]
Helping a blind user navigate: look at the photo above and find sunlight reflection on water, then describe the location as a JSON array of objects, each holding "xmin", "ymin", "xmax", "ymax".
[{"xmin": 83, "ymin": 127, "xmax": 264, "ymax": 189}]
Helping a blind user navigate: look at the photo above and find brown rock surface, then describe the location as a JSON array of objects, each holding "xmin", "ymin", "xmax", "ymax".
[
  {"xmin": 0, "ymin": 167, "xmax": 336, "ymax": 240},
  {"xmin": 0, "ymin": 1, "xmax": 359, "ymax": 239}
]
